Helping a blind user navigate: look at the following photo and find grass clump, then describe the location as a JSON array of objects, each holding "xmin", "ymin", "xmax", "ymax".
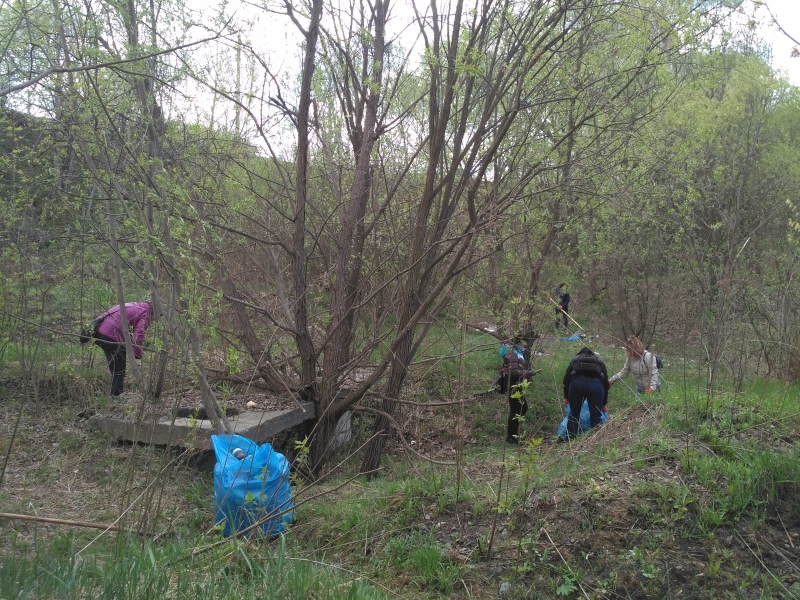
[{"xmin": 0, "ymin": 535, "xmax": 391, "ymax": 600}]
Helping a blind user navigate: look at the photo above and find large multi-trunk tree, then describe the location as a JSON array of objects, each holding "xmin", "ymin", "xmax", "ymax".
[
  {"xmin": 6, "ymin": 0, "xmax": 793, "ymax": 475},
  {"xmin": 219, "ymin": 0, "xmax": 724, "ymax": 474}
]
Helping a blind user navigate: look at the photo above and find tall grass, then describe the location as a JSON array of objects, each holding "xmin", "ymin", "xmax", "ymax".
[
  {"xmin": 3, "ymin": 316, "xmax": 800, "ymax": 598},
  {"xmin": 0, "ymin": 534, "xmax": 391, "ymax": 600}
]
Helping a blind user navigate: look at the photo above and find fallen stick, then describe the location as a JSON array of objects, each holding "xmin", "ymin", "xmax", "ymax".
[
  {"xmin": 0, "ymin": 511, "xmax": 135, "ymax": 534},
  {"xmin": 547, "ymin": 296, "xmax": 585, "ymax": 332}
]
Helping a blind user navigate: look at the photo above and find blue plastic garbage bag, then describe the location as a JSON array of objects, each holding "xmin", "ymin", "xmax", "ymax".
[
  {"xmin": 562, "ymin": 333, "xmax": 587, "ymax": 342},
  {"xmin": 211, "ymin": 434, "xmax": 295, "ymax": 536},
  {"xmin": 556, "ymin": 400, "xmax": 608, "ymax": 440}
]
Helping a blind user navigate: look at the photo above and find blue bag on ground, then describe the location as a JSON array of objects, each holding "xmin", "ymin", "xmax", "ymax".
[
  {"xmin": 211, "ymin": 433, "xmax": 295, "ymax": 536},
  {"xmin": 556, "ymin": 400, "xmax": 608, "ymax": 440},
  {"xmin": 562, "ymin": 333, "xmax": 588, "ymax": 342}
]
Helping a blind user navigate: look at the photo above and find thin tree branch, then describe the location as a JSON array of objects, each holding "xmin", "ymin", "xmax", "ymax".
[{"xmin": 0, "ymin": 34, "xmax": 223, "ymax": 97}]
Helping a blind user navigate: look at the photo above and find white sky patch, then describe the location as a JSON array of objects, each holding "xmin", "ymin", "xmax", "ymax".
[
  {"xmin": 171, "ymin": 0, "xmax": 799, "ymax": 144},
  {"xmin": 745, "ymin": 0, "xmax": 799, "ymax": 85}
]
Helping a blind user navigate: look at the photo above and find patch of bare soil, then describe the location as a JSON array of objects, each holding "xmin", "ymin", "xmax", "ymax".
[
  {"xmin": 0, "ymin": 371, "xmax": 300, "ymax": 418},
  {"xmin": 0, "ymin": 401, "xmax": 216, "ymax": 556},
  {"xmin": 0, "ymin": 373, "xmax": 302, "ymax": 555}
]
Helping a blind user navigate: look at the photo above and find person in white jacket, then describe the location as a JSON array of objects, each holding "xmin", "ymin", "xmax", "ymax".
[{"xmin": 608, "ymin": 335, "xmax": 660, "ymax": 394}]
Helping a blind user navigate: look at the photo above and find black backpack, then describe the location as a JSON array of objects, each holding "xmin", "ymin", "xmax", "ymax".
[
  {"xmin": 570, "ymin": 351, "xmax": 603, "ymax": 377},
  {"xmin": 79, "ymin": 314, "xmax": 106, "ymax": 344},
  {"xmin": 646, "ymin": 350, "xmax": 663, "ymax": 370}
]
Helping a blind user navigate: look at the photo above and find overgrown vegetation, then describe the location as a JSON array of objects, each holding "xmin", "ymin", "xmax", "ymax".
[
  {"xmin": 2, "ymin": 334, "xmax": 799, "ymax": 598},
  {"xmin": 2, "ymin": 0, "xmax": 800, "ymax": 596}
]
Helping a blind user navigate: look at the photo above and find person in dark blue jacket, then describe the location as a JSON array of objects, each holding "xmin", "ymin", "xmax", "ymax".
[
  {"xmin": 562, "ymin": 347, "xmax": 609, "ymax": 439},
  {"xmin": 554, "ymin": 282, "xmax": 571, "ymax": 329}
]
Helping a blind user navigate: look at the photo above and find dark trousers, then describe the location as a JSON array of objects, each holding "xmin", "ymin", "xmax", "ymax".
[
  {"xmin": 507, "ymin": 384, "xmax": 529, "ymax": 441},
  {"xmin": 567, "ymin": 376, "xmax": 604, "ymax": 437},
  {"xmin": 95, "ymin": 335, "xmax": 126, "ymax": 396}
]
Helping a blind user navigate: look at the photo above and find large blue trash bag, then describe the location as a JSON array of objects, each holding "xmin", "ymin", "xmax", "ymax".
[
  {"xmin": 556, "ymin": 400, "xmax": 608, "ymax": 440},
  {"xmin": 211, "ymin": 433, "xmax": 295, "ymax": 536}
]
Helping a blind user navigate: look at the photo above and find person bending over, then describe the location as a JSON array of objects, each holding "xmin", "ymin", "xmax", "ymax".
[
  {"xmin": 562, "ymin": 346, "xmax": 609, "ymax": 439},
  {"xmin": 92, "ymin": 301, "xmax": 153, "ymax": 396}
]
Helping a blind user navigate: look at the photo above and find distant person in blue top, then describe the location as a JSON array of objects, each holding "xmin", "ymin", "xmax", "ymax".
[{"xmin": 554, "ymin": 282, "xmax": 570, "ymax": 329}]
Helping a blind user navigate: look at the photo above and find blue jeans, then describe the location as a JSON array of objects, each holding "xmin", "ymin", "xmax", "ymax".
[{"xmin": 567, "ymin": 376, "xmax": 604, "ymax": 437}]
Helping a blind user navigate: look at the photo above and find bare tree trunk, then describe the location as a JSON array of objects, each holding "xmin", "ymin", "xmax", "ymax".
[
  {"xmin": 312, "ymin": 0, "xmax": 388, "ymax": 473},
  {"xmin": 291, "ymin": 0, "xmax": 324, "ymax": 408},
  {"xmin": 360, "ymin": 0, "xmax": 467, "ymax": 474},
  {"xmin": 360, "ymin": 0, "xmax": 582, "ymax": 474}
]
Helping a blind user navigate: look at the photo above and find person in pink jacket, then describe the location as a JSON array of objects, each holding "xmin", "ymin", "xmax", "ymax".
[{"xmin": 93, "ymin": 302, "xmax": 153, "ymax": 396}]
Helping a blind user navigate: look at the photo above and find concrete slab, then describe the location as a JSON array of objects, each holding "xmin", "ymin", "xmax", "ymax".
[{"xmin": 89, "ymin": 402, "xmax": 315, "ymax": 449}]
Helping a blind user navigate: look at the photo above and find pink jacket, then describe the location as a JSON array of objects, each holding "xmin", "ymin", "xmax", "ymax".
[{"xmin": 96, "ymin": 302, "xmax": 152, "ymax": 359}]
